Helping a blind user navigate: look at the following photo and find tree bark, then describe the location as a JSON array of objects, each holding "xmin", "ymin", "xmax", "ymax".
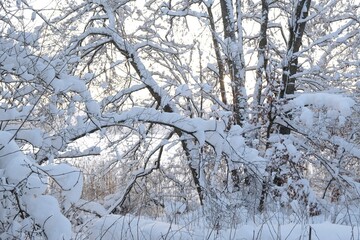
[
  {"xmin": 220, "ymin": 0, "xmax": 247, "ymax": 126},
  {"xmin": 279, "ymin": 0, "xmax": 311, "ymax": 134},
  {"xmin": 207, "ymin": 6, "xmax": 227, "ymax": 105},
  {"xmin": 253, "ymin": 0, "xmax": 269, "ymax": 108},
  {"xmin": 259, "ymin": 0, "xmax": 311, "ymax": 212}
]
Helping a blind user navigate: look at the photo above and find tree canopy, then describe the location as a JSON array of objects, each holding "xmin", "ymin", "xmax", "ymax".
[{"xmin": 1, "ymin": 0, "xmax": 360, "ymax": 239}]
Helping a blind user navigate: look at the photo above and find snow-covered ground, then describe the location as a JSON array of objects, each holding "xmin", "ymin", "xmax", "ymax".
[{"xmin": 86, "ymin": 214, "xmax": 360, "ymax": 240}]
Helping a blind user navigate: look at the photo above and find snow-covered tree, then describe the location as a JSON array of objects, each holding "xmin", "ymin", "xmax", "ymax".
[
  {"xmin": 0, "ymin": 3, "xmax": 84, "ymax": 239},
  {"xmin": 1, "ymin": 0, "xmax": 360, "ymax": 238}
]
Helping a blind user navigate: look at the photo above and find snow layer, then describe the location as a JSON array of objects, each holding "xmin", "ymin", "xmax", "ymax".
[
  {"xmin": 87, "ymin": 214, "xmax": 359, "ymax": 240},
  {"xmin": 0, "ymin": 131, "xmax": 75, "ymax": 240},
  {"xmin": 41, "ymin": 163, "xmax": 83, "ymax": 210},
  {"xmin": 89, "ymin": 215, "xmax": 194, "ymax": 240},
  {"xmin": 25, "ymin": 195, "xmax": 72, "ymax": 240},
  {"xmin": 291, "ymin": 92, "xmax": 355, "ymax": 117}
]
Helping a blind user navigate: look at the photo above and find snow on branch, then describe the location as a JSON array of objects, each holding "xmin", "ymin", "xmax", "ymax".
[
  {"xmin": 61, "ymin": 107, "xmax": 265, "ymax": 170},
  {"xmin": 0, "ymin": 131, "xmax": 83, "ymax": 240},
  {"xmin": 68, "ymin": 26, "xmax": 177, "ymax": 112},
  {"xmin": 289, "ymin": 92, "xmax": 355, "ymax": 117},
  {"xmin": 160, "ymin": 6, "xmax": 208, "ymax": 19}
]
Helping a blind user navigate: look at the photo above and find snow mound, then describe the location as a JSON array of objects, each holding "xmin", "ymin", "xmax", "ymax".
[
  {"xmin": 89, "ymin": 215, "xmax": 194, "ymax": 240},
  {"xmin": 291, "ymin": 92, "xmax": 355, "ymax": 117}
]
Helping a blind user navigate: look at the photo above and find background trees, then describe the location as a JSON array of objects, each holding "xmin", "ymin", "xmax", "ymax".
[{"xmin": 1, "ymin": 0, "xmax": 360, "ymax": 238}]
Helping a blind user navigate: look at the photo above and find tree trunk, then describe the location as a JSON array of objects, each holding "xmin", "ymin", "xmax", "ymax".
[
  {"xmin": 220, "ymin": 0, "xmax": 247, "ymax": 126},
  {"xmin": 279, "ymin": 0, "xmax": 311, "ymax": 134},
  {"xmin": 259, "ymin": 0, "xmax": 311, "ymax": 212},
  {"xmin": 207, "ymin": 6, "xmax": 227, "ymax": 105},
  {"xmin": 253, "ymin": 0, "xmax": 269, "ymax": 108}
]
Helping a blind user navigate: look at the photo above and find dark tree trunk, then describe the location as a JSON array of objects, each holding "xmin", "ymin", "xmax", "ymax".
[
  {"xmin": 207, "ymin": 6, "xmax": 227, "ymax": 105},
  {"xmin": 259, "ymin": 0, "xmax": 311, "ymax": 212},
  {"xmin": 220, "ymin": 0, "xmax": 247, "ymax": 126},
  {"xmin": 279, "ymin": 0, "xmax": 311, "ymax": 134}
]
